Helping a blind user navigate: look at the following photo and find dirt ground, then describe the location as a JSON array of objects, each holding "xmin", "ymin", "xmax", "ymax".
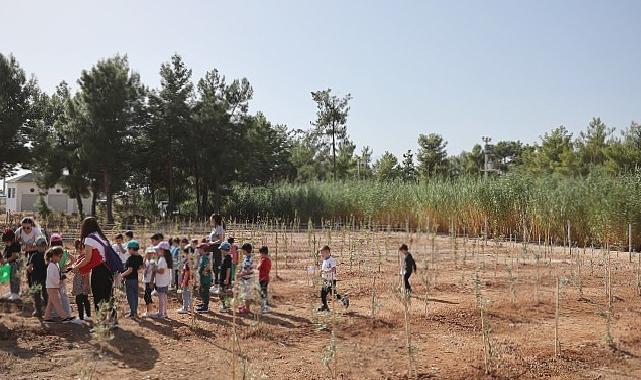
[{"xmin": 1, "ymin": 229, "xmax": 641, "ymax": 379}]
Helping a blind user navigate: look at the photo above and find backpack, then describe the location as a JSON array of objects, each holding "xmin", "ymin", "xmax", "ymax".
[{"xmin": 89, "ymin": 233, "xmax": 125, "ymax": 274}]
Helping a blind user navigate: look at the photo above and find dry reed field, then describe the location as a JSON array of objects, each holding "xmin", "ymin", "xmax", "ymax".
[{"xmin": 1, "ymin": 222, "xmax": 641, "ymax": 379}]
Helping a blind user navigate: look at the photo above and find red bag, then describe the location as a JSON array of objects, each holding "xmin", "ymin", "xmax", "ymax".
[{"xmin": 76, "ymin": 250, "xmax": 103, "ymax": 275}]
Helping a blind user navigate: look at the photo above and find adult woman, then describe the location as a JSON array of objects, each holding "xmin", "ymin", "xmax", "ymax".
[
  {"xmin": 208, "ymin": 214, "xmax": 225, "ymax": 290},
  {"xmin": 2, "ymin": 229, "xmax": 22, "ymax": 300},
  {"xmin": 16, "ymin": 217, "xmax": 43, "ymax": 254},
  {"xmin": 73, "ymin": 217, "xmax": 114, "ymax": 319},
  {"xmin": 14, "ymin": 217, "xmax": 44, "ymax": 303}
]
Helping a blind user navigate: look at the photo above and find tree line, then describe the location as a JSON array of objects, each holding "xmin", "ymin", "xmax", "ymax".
[{"xmin": 2, "ymin": 52, "xmax": 640, "ymax": 222}]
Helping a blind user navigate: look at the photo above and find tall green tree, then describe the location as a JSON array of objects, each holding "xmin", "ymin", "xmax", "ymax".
[
  {"xmin": 0, "ymin": 53, "xmax": 38, "ymax": 177},
  {"xmin": 238, "ymin": 112, "xmax": 294, "ymax": 184},
  {"xmin": 310, "ymin": 89, "xmax": 352, "ymax": 180},
  {"xmin": 30, "ymin": 82, "xmax": 91, "ymax": 218},
  {"xmin": 417, "ymin": 133, "xmax": 448, "ymax": 177},
  {"xmin": 400, "ymin": 150, "xmax": 417, "ymax": 181},
  {"xmin": 576, "ymin": 117, "xmax": 613, "ymax": 174},
  {"xmin": 605, "ymin": 121, "xmax": 641, "ymax": 173},
  {"xmin": 357, "ymin": 146, "xmax": 374, "ymax": 179},
  {"xmin": 493, "ymin": 140, "xmax": 525, "ymax": 171},
  {"xmin": 523, "ymin": 126, "xmax": 577, "ymax": 175},
  {"xmin": 77, "ymin": 55, "xmax": 146, "ymax": 223},
  {"xmin": 189, "ymin": 68, "xmax": 253, "ymax": 215},
  {"xmin": 290, "ymin": 130, "xmax": 325, "ymax": 182},
  {"xmin": 457, "ymin": 144, "xmax": 483, "ymax": 175},
  {"xmin": 147, "ymin": 54, "xmax": 194, "ymax": 214},
  {"xmin": 374, "ymin": 151, "xmax": 399, "ymax": 181}
]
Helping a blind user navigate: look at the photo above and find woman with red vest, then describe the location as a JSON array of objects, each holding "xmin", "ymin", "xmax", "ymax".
[{"xmin": 73, "ymin": 217, "xmax": 114, "ymax": 323}]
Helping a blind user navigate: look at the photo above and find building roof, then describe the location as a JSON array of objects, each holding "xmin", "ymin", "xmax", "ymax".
[{"xmin": 6, "ymin": 172, "xmax": 36, "ymax": 183}]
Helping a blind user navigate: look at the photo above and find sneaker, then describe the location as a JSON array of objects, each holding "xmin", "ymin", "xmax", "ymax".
[
  {"xmin": 261, "ymin": 305, "xmax": 271, "ymax": 314},
  {"xmin": 177, "ymin": 289, "xmax": 183, "ymax": 294},
  {"xmin": 1, "ymin": 292, "xmax": 11, "ymax": 299},
  {"xmin": 62, "ymin": 317, "xmax": 76, "ymax": 323},
  {"xmin": 83, "ymin": 316, "xmax": 92, "ymax": 322},
  {"xmin": 209, "ymin": 286, "xmax": 220, "ymax": 295},
  {"xmin": 219, "ymin": 304, "xmax": 230, "ymax": 313},
  {"xmin": 342, "ymin": 295, "xmax": 350, "ymax": 308},
  {"xmin": 176, "ymin": 308, "xmax": 189, "ymax": 314},
  {"xmin": 317, "ymin": 305, "xmax": 329, "ymax": 312},
  {"xmin": 141, "ymin": 312, "xmax": 153, "ymax": 318},
  {"xmin": 196, "ymin": 307, "xmax": 209, "ymax": 314}
]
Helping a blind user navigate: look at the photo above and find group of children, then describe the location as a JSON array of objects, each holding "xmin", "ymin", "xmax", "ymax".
[
  {"xmin": 1, "ymin": 217, "xmax": 419, "ymax": 324},
  {"xmin": 123, "ymin": 234, "xmax": 273, "ymax": 318}
]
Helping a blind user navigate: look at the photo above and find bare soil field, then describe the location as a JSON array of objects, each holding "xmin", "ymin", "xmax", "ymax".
[{"xmin": 1, "ymin": 228, "xmax": 641, "ymax": 379}]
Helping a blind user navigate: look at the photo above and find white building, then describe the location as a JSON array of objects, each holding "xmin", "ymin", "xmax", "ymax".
[{"xmin": 5, "ymin": 172, "xmax": 91, "ymax": 214}]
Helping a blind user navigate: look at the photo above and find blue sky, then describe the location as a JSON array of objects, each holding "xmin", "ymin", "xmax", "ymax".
[{"xmin": 2, "ymin": 0, "xmax": 641, "ymax": 158}]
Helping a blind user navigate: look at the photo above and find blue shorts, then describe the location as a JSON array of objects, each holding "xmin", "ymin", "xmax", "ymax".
[{"xmin": 156, "ymin": 286, "xmax": 168, "ymax": 294}]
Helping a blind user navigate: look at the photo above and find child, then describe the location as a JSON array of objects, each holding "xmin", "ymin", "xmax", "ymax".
[
  {"xmin": 72, "ymin": 239, "xmax": 91, "ymax": 321},
  {"xmin": 112, "ymin": 233, "xmax": 129, "ymax": 265},
  {"xmin": 399, "ymin": 244, "xmax": 417, "ymax": 293},
  {"xmin": 27, "ymin": 237, "xmax": 48, "ymax": 317},
  {"xmin": 141, "ymin": 247, "xmax": 157, "ymax": 318},
  {"xmin": 257, "ymin": 246, "xmax": 272, "ymax": 314},
  {"xmin": 170, "ymin": 238, "xmax": 181, "ymax": 290},
  {"xmin": 2, "ymin": 229, "xmax": 21, "ymax": 301},
  {"xmin": 318, "ymin": 245, "xmax": 349, "ymax": 312},
  {"xmin": 153, "ymin": 241, "xmax": 172, "ymax": 319},
  {"xmin": 121, "ymin": 240, "xmax": 143, "ymax": 318},
  {"xmin": 218, "ymin": 242, "xmax": 232, "ymax": 312},
  {"xmin": 177, "ymin": 249, "xmax": 192, "ymax": 314},
  {"xmin": 49, "ymin": 233, "xmax": 72, "ymax": 316},
  {"xmin": 196, "ymin": 243, "xmax": 212, "ymax": 313},
  {"xmin": 228, "ymin": 237, "xmax": 239, "ymax": 282},
  {"xmin": 125, "ymin": 230, "xmax": 134, "ymax": 244},
  {"xmin": 237, "ymin": 243, "xmax": 255, "ymax": 314},
  {"xmin": 43, "ymin": 247, "xmax": 74, "ymax": 322}
]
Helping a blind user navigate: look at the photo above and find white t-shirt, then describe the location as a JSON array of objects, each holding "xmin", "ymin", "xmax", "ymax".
[
  {"xmin": 17, "ymin": 226, "xmax": 43, "ymax": 246},
  {"xmin": 154, "ymin": 256, "xmax": 171, "ymax": 288},
  {"xmin": 84, "ymin": 234, "xmax": 109, "ymax": 261},
  {"xmin": 46, "ymin": 262, "xmax": 61, "ymax": 289},
  {"xmin": 112, "ymin": 243, "xmax": 129, "ymax": 264},
  {"xmin": 209, "ymin": 225, "xmax": 225, "ymax": 243},
  {"xmin": 321, "ymin": 256, "xmax": 337, "ymax": 281}
]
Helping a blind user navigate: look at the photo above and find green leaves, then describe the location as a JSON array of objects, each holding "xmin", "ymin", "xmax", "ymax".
[{"xmin": 0, "ymin": 53, "xmax": 38, "ymax": 177}]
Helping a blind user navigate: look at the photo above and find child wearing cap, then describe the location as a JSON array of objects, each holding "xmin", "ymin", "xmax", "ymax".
[
  {"xmin": 27, "ymin": 236, "xmax": 48, "ymax": 317},
  {"xmin": 399, "ymin": 244, "xmax": 417, "ymax": 293},
  {"xmin": 318, "ymin": 245, "xmax": 349, "ymax": 312},
  {"xmin": 237, "ymin": 243, "xmax": 255, "ymax": 314},
  {"xmin": 121, "ymin": 240, "xmax": 143, "ymax": 318},
  {"xmin": 257, "ymin": 246, "xmax": 272, "ymax": 314},
  {"xmin": 218, "ymin": 242, "xmax": 233, "ymax": 312},
  {"xmin": 196, "ymin": 244, "xmax": 212, "ymax": 313},
  {"xmin": 72, "ymin": 239, "xmax": 91, "ymax": 321},
  {"xmin": 142, "ymin": 247, "xmax": 157, "ymax": 318}
]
